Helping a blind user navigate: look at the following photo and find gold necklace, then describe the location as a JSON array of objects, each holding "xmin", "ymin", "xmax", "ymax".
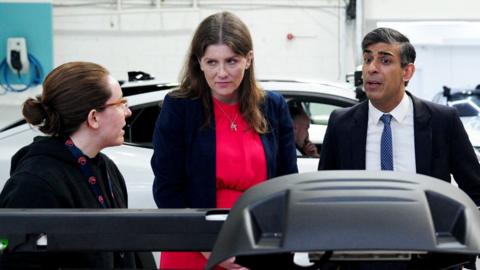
[{"xmin": 214, "ymin": 99, "xmax": 239, "ymax": 131}]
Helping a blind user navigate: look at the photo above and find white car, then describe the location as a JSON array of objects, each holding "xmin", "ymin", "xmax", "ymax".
[
  {"xmin": 432, "ymin": 87, "xmax": 480, "ymax": 160},
  {"xmin": 0, "ymin": 79, "xmax": 358, "ymax": 208}
]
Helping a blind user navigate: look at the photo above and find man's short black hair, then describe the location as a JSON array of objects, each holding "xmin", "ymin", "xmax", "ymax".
[
  {"xmin": 362, "ymin": 27, "xmax": 416, "ymax": 68},
  {"xmin": 288, "ymin": 100, "xmax": 306, "ymax": 121}
]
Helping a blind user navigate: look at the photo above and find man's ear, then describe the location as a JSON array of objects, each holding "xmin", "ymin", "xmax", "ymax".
[
  {"xmin": 403, "ymin": 63, "xmax": 415, "ymax": 83},
  {"xmin": 86, "ymin": 109, "xmax": 100, "ymax": 129}
]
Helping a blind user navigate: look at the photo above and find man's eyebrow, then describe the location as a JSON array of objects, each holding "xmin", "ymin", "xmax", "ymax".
[
  {"xmin": 378, "ymin": 51, "xmax": 394, "ymax": 56},
  {"xmin": 363, "ymin": 49, "xmax": 394, "ymax": 57}
]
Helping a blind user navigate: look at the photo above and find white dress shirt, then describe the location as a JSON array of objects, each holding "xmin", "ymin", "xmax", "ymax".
[{"xmin": 365, "ymin": 93, "xmax": 416, "ymax": 172}]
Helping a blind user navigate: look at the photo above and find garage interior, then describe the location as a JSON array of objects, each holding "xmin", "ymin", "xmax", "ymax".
[
  {"xmin": 2, "ymin": 0, "xmax": 480, "ymax": 125},
  {"xmin": 1, "ymin": 0, "xmax": 480, "ymax": 269}
]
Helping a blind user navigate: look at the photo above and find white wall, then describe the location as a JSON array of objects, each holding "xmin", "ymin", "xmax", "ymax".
[
  {"xmin": 51, "ymin": 0, "xmax": 480, "ymax": 96},
  {"xmin": 3, "ymin": 0, "xmax": 480, "ymax": 118},
  {"xmin": 364, "ymin": 0, "xmax": 480, "ymax": 21},
  {"xmin": 52, "ymin": 1, "xmax": 355, "ymax": 83},
  {"xmin": 416, "ymin": 45, "xmax": 480, "ymax": 94},
  {"xmin": 363, "ymin": 0, "xmax": 480, "ymax": 100}
]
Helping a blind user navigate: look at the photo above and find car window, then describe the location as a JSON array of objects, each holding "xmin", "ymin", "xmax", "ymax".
[
  {"xmin": 124, "ymin": 101, "xmax": 162, "ymax": 148},
  {"xmin": 283, "ymin": 93, "xmax": 354, "ymax": 128},
  {"xmin": 284, "ymin": 96, "xmax": 356, "ymax": 157},
  {"xmin": 304, "ymin": 102, "xmax": 340, "ymax": 125},
  {"xmin": 301, "ymin": 100, "xmax": 346, "ymax": 148}
]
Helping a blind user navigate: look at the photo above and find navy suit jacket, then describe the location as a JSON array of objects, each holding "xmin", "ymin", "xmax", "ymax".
[
  {"xmin": 151, "ymin": 91, "xmax": 298, "ymax": 208},
  {"xmin": 318, "ymin": 92, "xmax": 480, "ymax": 204}
]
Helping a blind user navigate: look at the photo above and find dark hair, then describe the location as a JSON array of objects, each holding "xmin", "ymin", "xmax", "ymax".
[
  {"xmin": 22, "ymin": 61, "xmax": 111, "ymax": 136},
  {"xmin": 173, "ymin": 11, "xmax": 267, "ymax": 133},
  {"xmin": 362, "ymin": 27, "xmax": 416, "ymax": 68},
  {"xmin": 288, "ymin": 100, "xmax": 307, "ymax": 122}
]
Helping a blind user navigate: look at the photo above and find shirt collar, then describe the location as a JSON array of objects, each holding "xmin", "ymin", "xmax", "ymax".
[{"xmin": 368, "ymin": 92, "xmax": 412, "ymax": 125}]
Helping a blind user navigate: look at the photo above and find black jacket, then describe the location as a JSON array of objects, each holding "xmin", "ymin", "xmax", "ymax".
[
  {"xmin": 318, "ymin": 92, "xmax": 480, "ymax": 205},
  {"xmin": 0, "ymin": 136, "xmax": 137, "ymax": 269}
]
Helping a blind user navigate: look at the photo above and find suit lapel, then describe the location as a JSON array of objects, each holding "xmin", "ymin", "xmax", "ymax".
[
  {"xmin": 409, "ymin": 92, "xmax": 432, "ymax": 175},
  {"xmin": 351, "ymin": 102, "xmax": 368, "ymax": 169}
]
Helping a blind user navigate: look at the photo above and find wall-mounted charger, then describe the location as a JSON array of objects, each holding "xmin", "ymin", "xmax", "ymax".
[
  {"xmin": 0, "ymin": 36, "xmax": 43, "ymax": 92},
  {"xmin": 6, "ymin": 37, "xmax": 29, "ymax": 75}
]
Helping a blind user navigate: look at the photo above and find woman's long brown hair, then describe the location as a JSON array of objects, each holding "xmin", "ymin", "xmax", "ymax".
[{"xmin": 173, "ymin": 11, "xmax": 267, "ymax": 133}]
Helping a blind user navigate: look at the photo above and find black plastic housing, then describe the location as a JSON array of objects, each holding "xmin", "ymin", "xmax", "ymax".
[{"xmin": 207, "ymin": 171, "xmax": 480, "ymax": 269}]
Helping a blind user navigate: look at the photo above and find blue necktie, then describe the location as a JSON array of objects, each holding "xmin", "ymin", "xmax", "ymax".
[{"xmin": 380, "ymin": 114, "xmax": 393, "ymax": 170}]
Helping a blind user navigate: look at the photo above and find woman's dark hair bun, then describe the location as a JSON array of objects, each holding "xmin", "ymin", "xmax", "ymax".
[
  {"xmin": 23, "ymin": 97, "xmax": 46, "ymax": 125},
  {"xmin": 22, "ymin": 97, "xmax": 61, "ymax": 135}
]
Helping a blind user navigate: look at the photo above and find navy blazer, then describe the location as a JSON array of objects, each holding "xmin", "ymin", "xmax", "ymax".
[
  {"xmin": 318, "ymin": 92, "xmax": 480, "ymax": 204},
  {"xmin": 151, "ymin": 91, "xmax": 298, "ymax": 208}
]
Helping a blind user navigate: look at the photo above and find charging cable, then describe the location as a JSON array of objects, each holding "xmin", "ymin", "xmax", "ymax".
[{"xmin": 0, "ymin": 53, "xmax": 44, "ymax": 94}]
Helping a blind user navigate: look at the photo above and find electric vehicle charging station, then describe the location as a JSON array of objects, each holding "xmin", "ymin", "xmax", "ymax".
[
  {"xmin": 6, "ymin": 37, "xmax": 29, "ymax": 75},
  {"xmin": 0, "ymin": 37, "xmax": 43, "ymax": 93}
]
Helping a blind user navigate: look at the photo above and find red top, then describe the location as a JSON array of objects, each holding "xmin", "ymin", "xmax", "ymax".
[
  {"xmin": 214, "ymin": 98, "xmax": 267, "ymax": 208},
  {"xmin": 159, "ymin": 98, "xmax": 267, "ymax": 269}
]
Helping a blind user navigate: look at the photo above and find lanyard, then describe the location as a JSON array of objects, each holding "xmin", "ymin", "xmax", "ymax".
[{"xmin": 64, "ymin": 138, "xmax": 114, "ymax": 208}]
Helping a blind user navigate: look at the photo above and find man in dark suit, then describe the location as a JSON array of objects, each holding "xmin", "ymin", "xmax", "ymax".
[
  {"xmin": 319, "ymin": 27, "xmax": 480, "ymax": 203},
  {"xmin": 318, "ymin": 26, "xmax": 480, "ymax": 270}
]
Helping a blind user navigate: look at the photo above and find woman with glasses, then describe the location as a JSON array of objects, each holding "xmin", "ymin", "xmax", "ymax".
[{"xmin": 0, "ymin": 61, "xmax": 137, "ymax": 269}]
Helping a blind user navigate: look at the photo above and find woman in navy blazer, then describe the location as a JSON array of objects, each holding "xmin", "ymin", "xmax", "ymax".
[
  {"xmin": 151, "ymin": 11, "xmax": 297, "ymax": 269},
  {"xmin": 152, "ymin": 91, "xmax": 298, "ymax": 208}
]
